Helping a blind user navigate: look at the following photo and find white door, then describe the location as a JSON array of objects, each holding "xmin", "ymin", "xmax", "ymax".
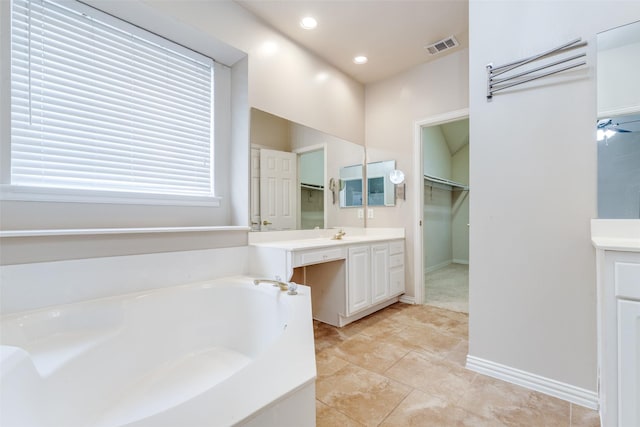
[{"xmin": 260, "ymin": 149, "xmax": 297, "ymax": 231}]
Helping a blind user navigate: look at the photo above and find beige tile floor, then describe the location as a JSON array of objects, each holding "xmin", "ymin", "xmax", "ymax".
[{"xmin": 314, "ymin": 303, "xmax": 600, "ymax": 427}]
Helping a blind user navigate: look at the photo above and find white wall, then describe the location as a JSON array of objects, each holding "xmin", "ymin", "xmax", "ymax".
[
  {"xmin": 469, "ymin": 0, "xmax": 640, "ymax": 394},
  {"xmin": 1, "ymin": 246, "xmax": 249, "ymax": 314},
  {"xmin": 365, "ymin": 48, "xmax": 469, "ymax": 298}
]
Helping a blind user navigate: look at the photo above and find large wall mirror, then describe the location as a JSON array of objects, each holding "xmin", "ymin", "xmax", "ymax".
[
  {"xmin": 597, "ymin": 20, "xmax": 640, "ymax": 218},
  {"xmin": 250, "ymin": 108, "xmax": 365, "ymax": 231}
]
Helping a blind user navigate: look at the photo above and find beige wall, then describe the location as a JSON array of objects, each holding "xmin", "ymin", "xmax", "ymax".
[
  {"xmin": 469, "ymin": 0, "xmax": 640, "ymax": 392},
  {"xmin": 250, "ymin": 109, "xmax": 292, "ymax": 151},
  {"xmin": 134, "ymin": 0, "xmax": 365, "ymax": 146},
  {"xmin": 365, "ymin": 48, "xmax": 470, "ymax": 298}
]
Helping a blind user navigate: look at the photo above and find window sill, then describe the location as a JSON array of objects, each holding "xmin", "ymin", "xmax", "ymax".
[{"xmin": 0, "ymin": 226, "xmax": 250, "ymax": 238}]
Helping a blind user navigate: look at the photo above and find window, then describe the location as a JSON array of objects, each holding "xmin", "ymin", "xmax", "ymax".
[{"xmin": 9, "ymin": 0, "xmax": 216, "ymax": 204}]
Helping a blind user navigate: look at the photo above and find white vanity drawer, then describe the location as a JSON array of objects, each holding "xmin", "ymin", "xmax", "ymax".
[
  {"xmin": 390, "ymin": 267, "xmax": 405, "ymax": 295},
  {"xmin": 615, "ymin": 261, "xmax": 640, "ymax": 300},
  {"xmin": 293, "ymin": 247, "xmax": 346, "ymax": 267},
  {"xmin": 389, "ymin": 254, "xmax": 404, "ymax": 269},
  {"xmin": 389, "ymin": 241, "xmax": 404, "ymax": 255}
]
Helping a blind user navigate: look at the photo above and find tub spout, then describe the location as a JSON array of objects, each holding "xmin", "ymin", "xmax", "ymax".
[{"xmin": 253, "ymin": 279, "xmax": 290, "ymax": 291}]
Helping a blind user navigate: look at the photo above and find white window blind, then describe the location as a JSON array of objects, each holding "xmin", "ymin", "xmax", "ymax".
[{"xmin": 10, "ymin": 0, "xmax": 215, "ymax": 200}]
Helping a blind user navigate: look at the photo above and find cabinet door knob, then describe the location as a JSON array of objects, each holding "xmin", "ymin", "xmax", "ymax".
[{"xmin": 262, "ymin": 220, "xmax": 272, "ymax": 226}]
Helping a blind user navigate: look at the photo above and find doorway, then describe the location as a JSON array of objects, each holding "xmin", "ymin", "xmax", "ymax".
[
  {"xmin": 413, "ymin": 109, "xmax": 469, "ymax": 311},
  {"xmin": 298, "ymin": 148, "xmax": 325, "ymax": 229}
]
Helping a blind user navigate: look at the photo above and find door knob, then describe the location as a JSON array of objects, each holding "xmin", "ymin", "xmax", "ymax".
[{"xmin": 262, "ymin": 220, "xmax": 272, "ymax": 226}]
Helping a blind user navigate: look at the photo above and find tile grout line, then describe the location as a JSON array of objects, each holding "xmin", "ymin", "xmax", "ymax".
[{"xmin": 375, "ymin": 384, "xmax": 415, "ymax": 427}]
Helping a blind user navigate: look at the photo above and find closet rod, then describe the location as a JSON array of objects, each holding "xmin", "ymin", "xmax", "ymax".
[
  {"xmin": 301, "ymin": 183, "xmax": 324, "ymax": 190},
  {"xmin": 424, "ymin": 174, "xmax": 469, "ymax": 191}
]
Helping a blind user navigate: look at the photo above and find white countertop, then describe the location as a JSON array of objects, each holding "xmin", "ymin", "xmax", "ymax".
[
  {"xmin": 249, "ymin": 227, "xmax": 404, "ymax": 251},
  {"xmin": 591, "ymin": 219, "xmax": 640, "ymax": 252}
]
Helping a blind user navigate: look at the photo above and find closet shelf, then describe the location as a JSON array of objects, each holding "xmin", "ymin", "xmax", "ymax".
[
  {"xmin": 301, "ymin": 183, "xmax": 324, "ymax": 190},
  {"xmin": 424, "ymin": 174, "xmax": 469, "ymax": 191}
]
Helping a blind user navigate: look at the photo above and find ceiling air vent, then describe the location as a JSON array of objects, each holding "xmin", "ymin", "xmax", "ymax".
[{"xmin": 425, "ymin": 36, "xmax": 459, "ymax": 55}]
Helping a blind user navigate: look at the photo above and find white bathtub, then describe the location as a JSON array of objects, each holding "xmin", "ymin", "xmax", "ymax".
[{"xmin": 0, "ymin": 276, "xmax": 316, "ymax": 427}]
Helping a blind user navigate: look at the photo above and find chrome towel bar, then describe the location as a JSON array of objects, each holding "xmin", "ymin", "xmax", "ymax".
[{"xmin": 486, "ymin": 38, "xmax": 588, "ymax": 100}]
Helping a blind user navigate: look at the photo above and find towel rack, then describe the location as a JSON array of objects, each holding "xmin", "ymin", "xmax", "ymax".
[{"xmin": 486, "ymin": 38, "xmax": 587, "ymax": 100}]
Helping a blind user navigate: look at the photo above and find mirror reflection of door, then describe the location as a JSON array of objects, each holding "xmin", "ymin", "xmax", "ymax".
[
  {"xmin": 259, "ymin": 148, "xmax": 297, "ymax": 231},
  {"xmin": 250, "ymin": 148, "xmax": 261, "ymax": 230},
  {"xmin": 298, "ymin": 149, "xmax": 324, "ymax": 229}
]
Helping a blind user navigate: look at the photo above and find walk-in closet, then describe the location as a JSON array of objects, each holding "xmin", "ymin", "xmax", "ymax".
[{"xmin": 422, "ymin": 118, "xmax": 470, "ymax": 313}]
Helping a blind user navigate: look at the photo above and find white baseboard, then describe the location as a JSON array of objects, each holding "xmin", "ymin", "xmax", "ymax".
[
  {"xmin": 399, "ymin": 295, "xmax": 415, "ymax": 304},
  {"xmin": 466, "ymin": 355, "xmax": 599, "ymax": 410},
  {"xmin": 452, "ymin": 259, "xmax": 469, "ymax": 265}
]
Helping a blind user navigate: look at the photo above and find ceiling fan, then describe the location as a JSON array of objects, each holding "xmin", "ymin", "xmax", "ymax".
[{"xmin": 596, "ymin": 118, "xmax": 635, "ymax": 141}]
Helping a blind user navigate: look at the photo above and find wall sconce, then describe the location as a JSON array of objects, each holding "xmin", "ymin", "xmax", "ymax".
[{"xmin": 389, "ymin": 169, "xmax": 406, "ymax": 201}]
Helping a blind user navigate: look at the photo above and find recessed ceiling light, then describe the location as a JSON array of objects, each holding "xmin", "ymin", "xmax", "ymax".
[
  {"xmin": 353, "ymin": 56, "xmax": 368, "ymax": 64},
  {"xmin": 300, "ymin": 17, "xmax": 317, "ymax": 30}
]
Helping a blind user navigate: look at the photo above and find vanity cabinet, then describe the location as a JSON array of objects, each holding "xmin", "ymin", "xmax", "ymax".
[
  {"xmin": 347, "ymin": 240, "xmax": 404, "ymax": 318},
  {"xmin": 613, "ymin": 257, "xmax": 640, "ymax": 427},
  {"xmin": 250, "ymin": 234, "xmax": 405, "ymax": 327},
  {"xmin": 595, "ymin": 248, "xmax": 640, "ymax": 427}
]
